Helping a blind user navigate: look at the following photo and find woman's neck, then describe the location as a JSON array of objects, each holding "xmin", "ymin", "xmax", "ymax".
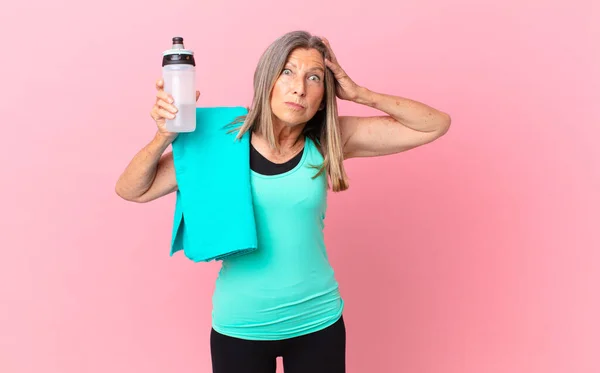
[
  {"xmin": 252, "ymin": 122, "xmax": 306, "ymax": 161},
  {"xmin": 272, "ymin": 122, "xmax": 305, "ymax": 148}
]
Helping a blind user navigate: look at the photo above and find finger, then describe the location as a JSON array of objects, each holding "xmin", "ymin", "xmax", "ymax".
[
  {"xmin": 195, "ymin": 90, "xmax": 201, "ymax": 102},
  {"xmin": 155, "ymin": 78, "xmax": 164, "ymax": 90},
  {"xmin": 325, "ymin": 58, "xmax": 342, "ymax": 74},
  {"xmin": 320, "ymin": 37, "xmax": 338, "ymax": 62},
  {"xmin": 156, "ymin": 90, "xmax": 174, "ymax": 104},
  {"xmin": 325, "ymin": 59, "xmax": 349, "ymax": 82},
  {"xmin": 156, "ymin": 99, "xmax": 178, "ymax": 114},
  {"xmin": 150, "ymin": 107, "xmax": 159, "ymax": 121},
  {"xmin": 156, "ymin": 107, "xmax": 176, "ymax": 119}
]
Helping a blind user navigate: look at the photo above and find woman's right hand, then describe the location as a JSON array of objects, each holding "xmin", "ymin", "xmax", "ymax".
[{"xmin": 150, "ymin": 78, "xmax": 201, "ymax": 141}]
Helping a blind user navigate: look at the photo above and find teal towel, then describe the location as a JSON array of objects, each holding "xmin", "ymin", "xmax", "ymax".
[{"xmin": 169, "ymin": 106, "xmax": 257, "ymax": 262}]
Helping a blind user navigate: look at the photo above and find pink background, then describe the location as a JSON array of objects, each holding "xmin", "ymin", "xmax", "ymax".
[{"xmin": 2, "ymin": 0, "xmax": 599, "ymax": 372}]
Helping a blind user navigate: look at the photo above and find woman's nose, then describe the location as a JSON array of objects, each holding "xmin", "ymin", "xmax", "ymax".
[{"xmin": 292, "ymin": 77, "xmax": 306, "ymax": 96}]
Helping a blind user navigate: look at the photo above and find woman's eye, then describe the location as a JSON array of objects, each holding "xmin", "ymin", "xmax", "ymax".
[{"xmin": 282, "ymin": 69, "xmax": 320, "ymax": 81}]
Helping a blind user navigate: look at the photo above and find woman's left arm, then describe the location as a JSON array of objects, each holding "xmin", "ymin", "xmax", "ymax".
[
  {"xmin": 340, "ymin": 88, "xmax": 451, "ymax": 159},
  {"xmin": 320, "ymin": 38, "xmax": 451, "ymax": 159}
]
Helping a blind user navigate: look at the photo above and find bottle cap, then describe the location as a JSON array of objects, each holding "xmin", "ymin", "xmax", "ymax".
[{"xmin": 162, "ymin": 37, "xmax": 195, "ymax": 66}]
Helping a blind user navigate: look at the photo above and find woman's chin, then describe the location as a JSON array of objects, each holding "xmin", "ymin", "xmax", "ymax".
[{"xmin": 273, "ymin": 113, "xmax": 308, "ymax": 127}]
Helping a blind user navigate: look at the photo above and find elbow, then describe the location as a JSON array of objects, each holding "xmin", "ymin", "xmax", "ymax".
[
  {"xmin": 437, "ymin": 112, "xmax": 451, "ymax": 135},
  {"xmin": 115, "ymin": 183, "xmax": 144, "ymax": 203},
  {"xmin": 115, "ymin": 184, "xmax": 130, "ymax": 201}
]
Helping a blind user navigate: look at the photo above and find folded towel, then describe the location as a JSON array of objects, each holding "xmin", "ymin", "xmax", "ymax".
[{"xmin": 169, "ymin": 106, "xmax": 257, "ymax": 262}]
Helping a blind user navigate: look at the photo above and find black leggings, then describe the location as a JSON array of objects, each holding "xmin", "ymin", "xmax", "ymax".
[{"xmin": 210, "ymin": 315, "xmax": 346, "ymax": 373}]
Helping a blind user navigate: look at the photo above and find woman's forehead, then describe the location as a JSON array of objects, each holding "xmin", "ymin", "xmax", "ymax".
[{"xmin": 286, "ymin": 48, "xmax": 324, "ymax": 68}]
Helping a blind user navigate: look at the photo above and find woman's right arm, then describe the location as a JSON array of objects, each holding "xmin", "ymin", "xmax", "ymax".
[
  {"xmin": 115, "ymin": 78, "xmax": 200, "ymax": 203},
  {"xmin": 115, "ymin": 131, "xmax": 178, "ymax": 203}
]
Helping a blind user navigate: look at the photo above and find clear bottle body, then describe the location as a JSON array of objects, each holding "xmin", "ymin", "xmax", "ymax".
[{"xmin": 162, "ymin": 64, "xmax": 196, "ymax": 132}]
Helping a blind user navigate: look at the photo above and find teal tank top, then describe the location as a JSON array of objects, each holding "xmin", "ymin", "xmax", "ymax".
[{"xmin": 211, "ymin": 137, "xmax": 344, "ymax": 340}]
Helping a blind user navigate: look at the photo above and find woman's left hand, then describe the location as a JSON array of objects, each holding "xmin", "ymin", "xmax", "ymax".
[{"xmin": 321, "ymin": 37, "xmax": 362, "ymax": 102}]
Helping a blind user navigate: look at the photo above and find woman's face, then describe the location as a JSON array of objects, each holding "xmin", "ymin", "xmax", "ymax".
[{"xmin": 270, "ymin": 47, "xmax": 325, "ymax": 129}]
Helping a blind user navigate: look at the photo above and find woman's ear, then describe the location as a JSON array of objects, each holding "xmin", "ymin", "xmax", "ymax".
[{"xmin": 318, "ymin": 101, "xmax": 325, "ymax": 111}]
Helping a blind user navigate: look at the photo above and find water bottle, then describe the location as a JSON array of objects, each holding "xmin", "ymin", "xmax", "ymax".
[{"xmin": 162, "ymin": 36, "xmax": 196, "ymax": 132}]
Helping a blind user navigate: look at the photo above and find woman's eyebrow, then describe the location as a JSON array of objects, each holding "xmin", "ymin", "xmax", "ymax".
[{"xmin": 286, "ymin": 62, "xmax": 324, "ymax": 73}]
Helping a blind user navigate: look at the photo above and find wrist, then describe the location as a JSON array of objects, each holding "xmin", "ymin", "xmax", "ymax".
[
  {"xmin": 353, "ymin": 86, "xmax": 374, "ymax": 106},
  {"xmin": 154, "ymin": 130, "xmax": 176, "ymax": 147}
]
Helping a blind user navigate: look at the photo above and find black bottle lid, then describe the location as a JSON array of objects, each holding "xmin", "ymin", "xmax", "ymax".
[{"xmin": 162, "ymin": 37, "xmax": 195, "ymax": 67}]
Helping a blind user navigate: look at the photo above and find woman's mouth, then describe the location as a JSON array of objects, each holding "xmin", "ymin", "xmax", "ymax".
[{"xmin": 285, "ymin": 102, "xmax": 305, "ymax": 110}]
